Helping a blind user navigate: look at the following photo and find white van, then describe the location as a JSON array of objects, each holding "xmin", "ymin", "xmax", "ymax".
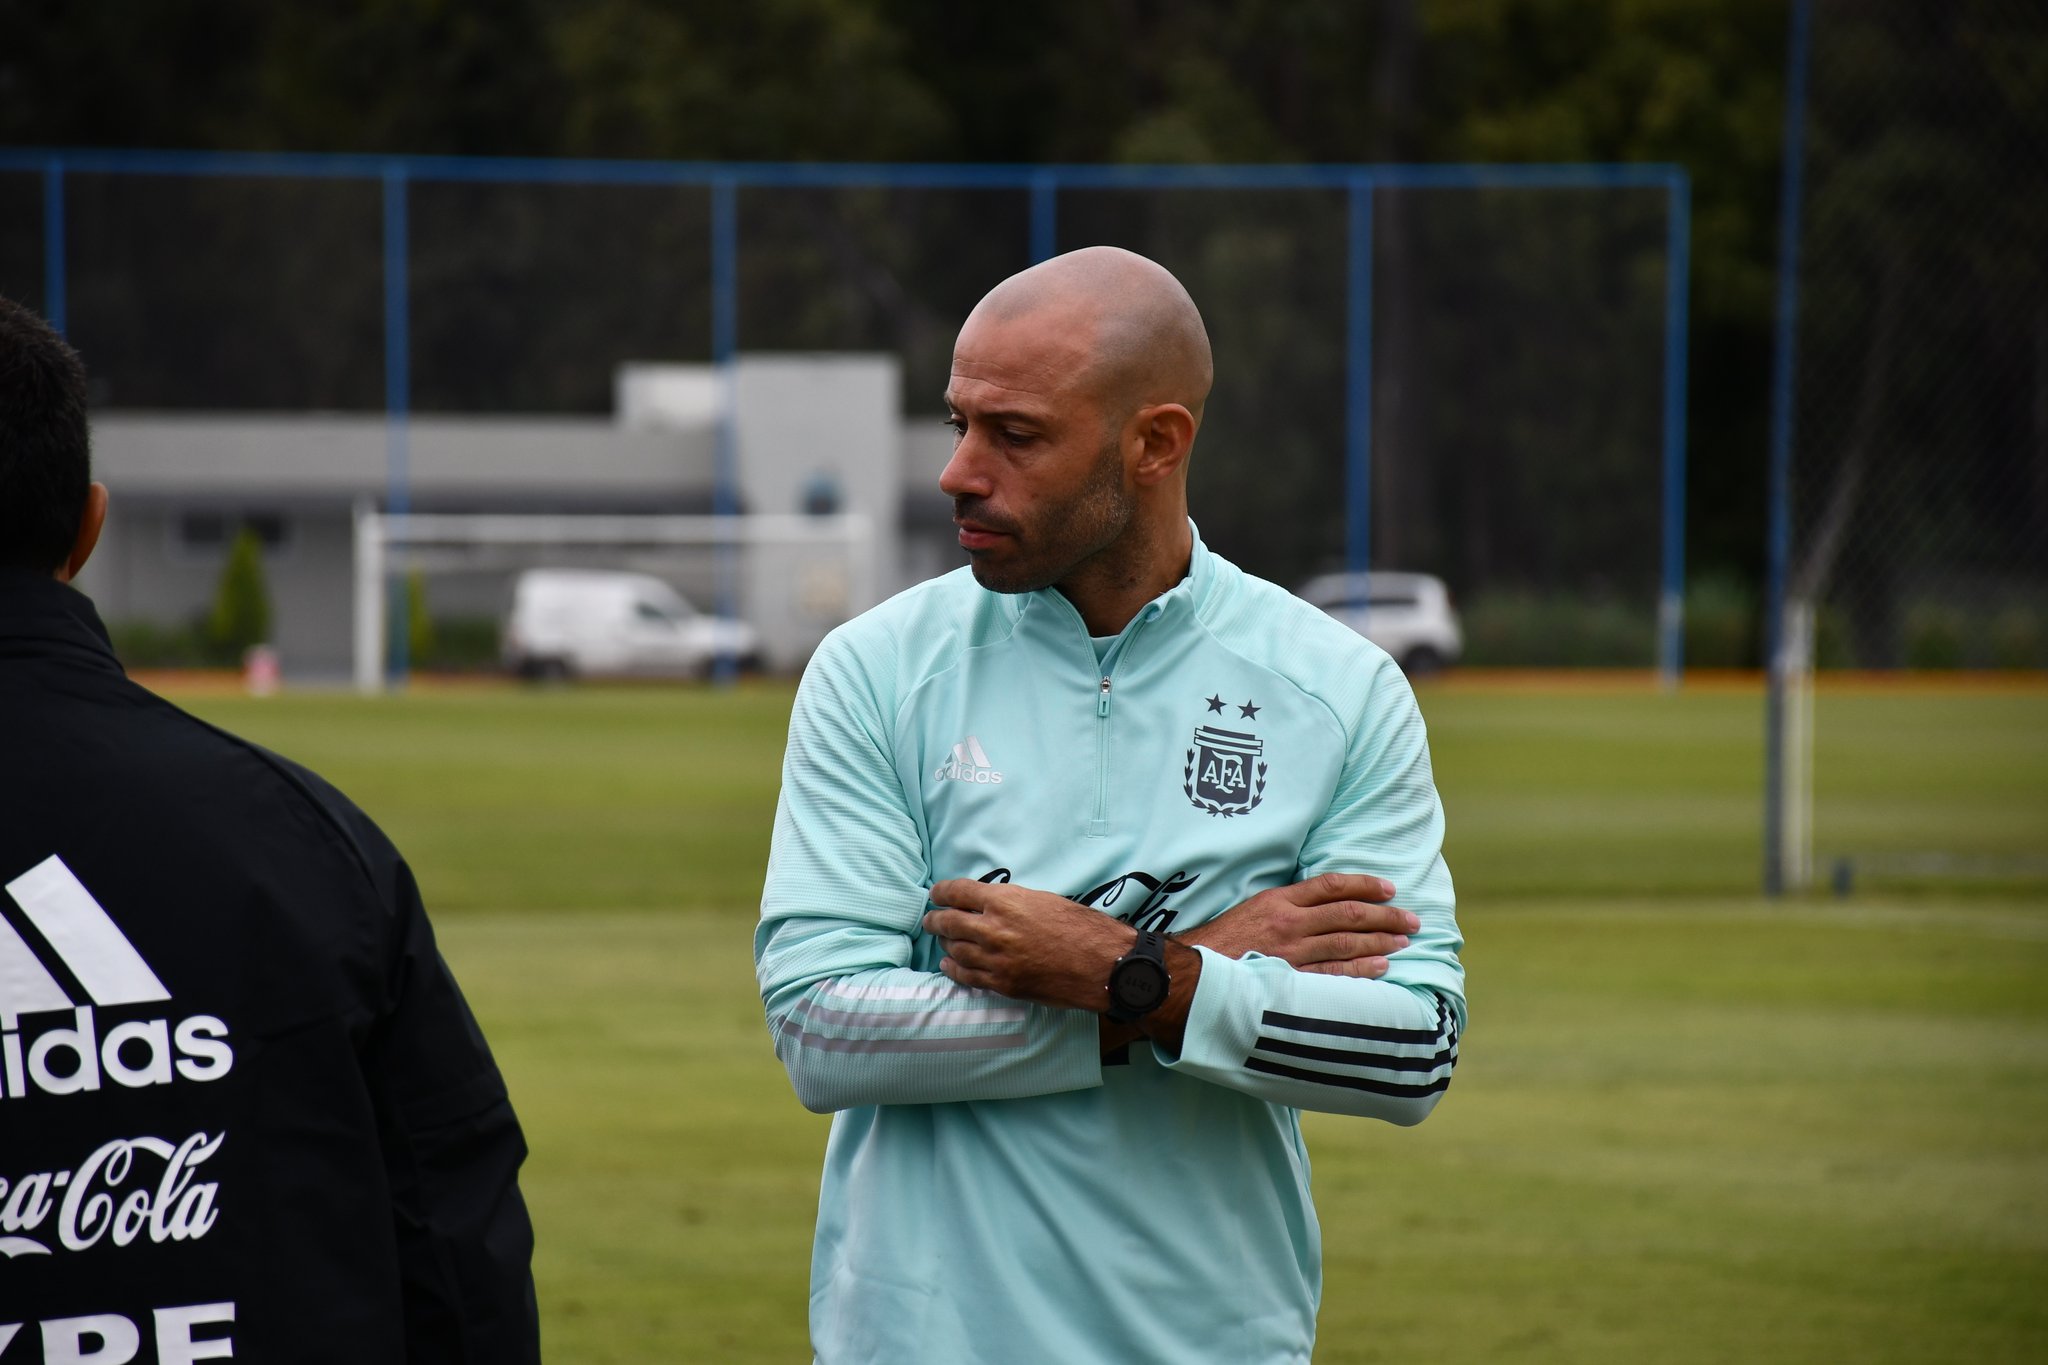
[
  {"xmin": 1296, "ymin": 571, "xmax": 1464, "ymax": 676},
  {"xmin": 501, "ymin": 569, "xmax": 761, "ymax": 680}
]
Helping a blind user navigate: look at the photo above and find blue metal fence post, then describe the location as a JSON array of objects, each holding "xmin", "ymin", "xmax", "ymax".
[
  {"xmin": 1345, "ymin": 176, "xmax": 1375, "ymax": 582},
  {"xmin": 382, "ymin": 163, "xmax": 412, "ymax": 688},
  {"xmin": 711, "ymin": 176, "xmax": 741, "ymax": 686},
  {"xmin": 1763, "ymin": 0, "xmax": 1815, "ymax": 895},
  {"xmin": 1657, "ymin": 171, "xmax": 1693, "ymax": 688},
  {"xmin": 1030, "ymin": 172, "xmax": 1058, "ymax": 264},
  {"xmin": 43, "ymin": 157, "xmax": 66, "ymax": 335},
  {"xmin": 0, "ymin": 150, "xmax": 1697, "ymax": 695}
]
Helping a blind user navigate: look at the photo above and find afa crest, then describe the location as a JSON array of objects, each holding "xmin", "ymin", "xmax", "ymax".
[{"xmin": 1184, "ymin": 725, "xmax": 1267, "ymax": 817}]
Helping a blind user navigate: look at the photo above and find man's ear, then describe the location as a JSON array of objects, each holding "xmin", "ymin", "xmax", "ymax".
[
  {"xmin": 57, "ymin": 482, "xmax": 109, "ymax": 583},
  {"xmin": 1128, "ymin": 404, "xmax": 1197, "ymax": 488}
]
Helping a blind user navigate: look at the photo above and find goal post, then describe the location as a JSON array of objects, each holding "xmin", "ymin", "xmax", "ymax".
[
  {"xmin": 352, "ymin": 504, "xmax": 876, "ymax": 693},
  {"xmin": 1777, "ymin": 597, "xmax": 1817, "ymax": 891}
]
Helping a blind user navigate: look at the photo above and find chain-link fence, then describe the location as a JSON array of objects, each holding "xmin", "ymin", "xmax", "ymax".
[
  {"xmin": 0, "ymin": 157, "xmax": 1687, "ymax": 680},
  {"xmin": 1771, "ymin": 0, "xmax": 2048, "ymax": 889}
]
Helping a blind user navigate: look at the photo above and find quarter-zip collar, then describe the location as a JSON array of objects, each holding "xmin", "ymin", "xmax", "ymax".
[
  {"xmin": 988, "ymin": 523, "xmax": 1215, "ymax": 839},
  {"xmin": 1003, "ymin": 519, "xmax": 1216, "ymax": 652}
]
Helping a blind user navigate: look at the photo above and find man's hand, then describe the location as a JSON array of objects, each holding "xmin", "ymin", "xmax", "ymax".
[
  {"xmin": 923, "ymin": 879, "xmax": 1134, "ymax": 1012},
  {"xmin": 1177, "ymin": 873, "xmax": 1417, "ymax": 978}
]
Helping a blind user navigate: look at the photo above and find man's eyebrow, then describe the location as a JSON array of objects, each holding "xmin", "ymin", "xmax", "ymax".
[{"xmin": 941, "ymin": 394, "xmax": 1050, "ymax": 426}]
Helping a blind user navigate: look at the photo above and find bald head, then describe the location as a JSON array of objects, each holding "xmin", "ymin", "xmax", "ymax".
[
  {"xmin": 942, "ymin": 248, "xmax": 1208, "ymax": 627},
  {"xmin": 967, "ymin": 246, "xmax": 1213, "ymax": 428}
]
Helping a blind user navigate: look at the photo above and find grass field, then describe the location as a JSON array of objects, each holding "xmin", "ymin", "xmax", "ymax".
[{"xmin": 175, "ymin": 677, "xmax": 2048, "ymax": 1363}]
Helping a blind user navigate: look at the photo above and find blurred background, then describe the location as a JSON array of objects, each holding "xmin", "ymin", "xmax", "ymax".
[
  {"xmin": 3, "ymin": 2, "xmax": 2043, "ymax": 1361},
  {"xmin": 8, "ymin": 0, "xmax": 2041, "ymax": 686}
]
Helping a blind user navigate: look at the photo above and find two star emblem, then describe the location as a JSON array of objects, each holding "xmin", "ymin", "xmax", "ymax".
[{"xmin": 1204, "ymin": 694, "xmax": 1259, "ymax": 720}]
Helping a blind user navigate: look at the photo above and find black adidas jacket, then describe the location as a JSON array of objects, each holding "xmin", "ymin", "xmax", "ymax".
[{"xmin": 0, "ymin": 572, "xmax": 539, "ymax": 1362}]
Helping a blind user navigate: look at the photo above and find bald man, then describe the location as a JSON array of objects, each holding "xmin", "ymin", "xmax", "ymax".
[{"xmin": 756, "ymin": 248, "xmax": 1464, "ymax": 1364}]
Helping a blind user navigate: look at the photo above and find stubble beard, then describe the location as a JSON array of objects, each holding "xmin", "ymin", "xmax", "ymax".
[{"xmin": 960, "ymin": 434, "xmax": 1136, "ymax": 596}]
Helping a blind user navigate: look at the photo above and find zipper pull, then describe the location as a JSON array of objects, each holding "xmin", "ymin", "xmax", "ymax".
[{"xmin": 1098, "ymin": 677, "xmax": 1112, "ymax": 717}]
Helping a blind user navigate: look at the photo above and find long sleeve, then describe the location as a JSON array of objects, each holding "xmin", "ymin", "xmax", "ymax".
[
  {"xmin": 756, "ymin": 629, "xmax": 1104, "ymax": 1112},
  {"xmin": 364, "ymin": 852, "xmax": 542, "ymax": 1363},
  {"xmin": 279, "ymin": 761, "xmax": 540, "ymax": 1361},
  {"xmin": 1159, "ymin": 653, "xmax": 1464, "ymax": 1123}
]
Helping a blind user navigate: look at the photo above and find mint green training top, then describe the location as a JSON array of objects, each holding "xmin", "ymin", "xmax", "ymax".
[{"xmin": 757, "ymin": 527, "xmax": 1464, "ymax": 1365}]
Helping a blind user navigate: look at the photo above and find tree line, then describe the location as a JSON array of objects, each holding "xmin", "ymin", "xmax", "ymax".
[{"xmin": 4, "ymin": 0, "xmax": 2041, "ymax": 658}]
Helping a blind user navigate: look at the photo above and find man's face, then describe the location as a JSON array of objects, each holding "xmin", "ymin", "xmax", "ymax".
[{"xmin": 940, "ymin": 306, "xmax": 1137, "ymax": 596}]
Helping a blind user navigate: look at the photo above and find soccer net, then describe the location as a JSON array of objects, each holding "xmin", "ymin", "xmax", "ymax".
[
  {"xmin": 1771, "ymin": 1, "xmax": 2048, "ymax": 892},
  {"xmin": 351, "ymin": 508, "xmax": 874, "ymax": 692}
]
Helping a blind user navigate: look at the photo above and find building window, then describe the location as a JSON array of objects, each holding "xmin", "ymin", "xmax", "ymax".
[{"xmin": 176, "ymin": 511, "xmax": 291, "ymax": 555}]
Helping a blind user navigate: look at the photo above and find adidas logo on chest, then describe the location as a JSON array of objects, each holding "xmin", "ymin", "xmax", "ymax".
[{"xmin": 933, "ymin": 735, "xmax": 1004, "ymax": 785}]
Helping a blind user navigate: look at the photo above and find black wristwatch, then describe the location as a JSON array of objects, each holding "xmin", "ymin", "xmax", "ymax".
[{"xmin": 1106, "ymin": 929, "xmax": 1171, "ymax": 1022}]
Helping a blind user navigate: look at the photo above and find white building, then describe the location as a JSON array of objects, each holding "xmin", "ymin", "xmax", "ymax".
[{"xmin": 76, "ymin": 355, "xmax": 960, "ymax": 678}]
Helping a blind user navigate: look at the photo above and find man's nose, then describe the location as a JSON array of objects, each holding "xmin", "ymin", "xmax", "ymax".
[{"xmin": 939, "ymin": 435, "xmax": 993, "ymax": 500}]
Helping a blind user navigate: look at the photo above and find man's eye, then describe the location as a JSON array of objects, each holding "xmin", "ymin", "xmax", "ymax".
[
  {"xmin": 944, "ymin": 417, "xmax": 966, "ymax": 440},
  {"xmin": 1001, "ymin": 429, "xmax": 1034, "ymax": 446}
]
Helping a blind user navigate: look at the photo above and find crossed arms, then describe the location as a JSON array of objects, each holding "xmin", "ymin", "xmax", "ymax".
[
  {"xmin": 756, "ymin": 629, "xmax": 1463, "ymax": 1123},
  {"xmin": 924, "ymin": 871, "xmax": 1419, "ymax": 1056},
  {"xmin": 758, "ymin": 867, "xmax": 1459, "ymax": 1124}
]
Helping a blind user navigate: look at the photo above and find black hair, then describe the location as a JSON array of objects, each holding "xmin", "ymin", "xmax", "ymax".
[{"xmin": 0, "ymin": 295, "xmax": 92, "ymax": 573}]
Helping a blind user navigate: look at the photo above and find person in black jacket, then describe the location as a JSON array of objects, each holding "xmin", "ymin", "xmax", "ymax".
[{"xmin": 0, "ymin": 295, "xmax": 540, "ymax": 1361}]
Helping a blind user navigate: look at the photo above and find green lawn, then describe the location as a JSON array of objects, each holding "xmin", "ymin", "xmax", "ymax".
[
  {"xmin": 188, "ymin": 683, "xmax": 796, "ymax": 911},
  {"xmin": 175, "ymin": 678, "xmax": 2048, "ymax": 1363}
]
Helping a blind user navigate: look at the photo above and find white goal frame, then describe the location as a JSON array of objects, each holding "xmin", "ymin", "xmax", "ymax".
[
  {"xmin": 1776, "ymin": 596, "xmax": 1817, "ymax": 890},
  {"xmin": 351, "ymin": 504, "xmax": 875, "ymax": 693}
]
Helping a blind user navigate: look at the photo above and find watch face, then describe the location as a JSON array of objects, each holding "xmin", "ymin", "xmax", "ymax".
[{"xmin": 1111, "ymin": 956, "xmax": 1170, "ymax": 1012}]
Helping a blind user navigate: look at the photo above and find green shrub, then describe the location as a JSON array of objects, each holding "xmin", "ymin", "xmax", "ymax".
[
  {"xmin": 106, "ymin": 618, "xmax": 209, "ymax": 669},
  {"xmin": 404, "ymin": 570, "xmax": 436, "ymax": 667},
  {"xmin": 1895, "ymin": 596, "xmax": 2046, "ymax": 670},
  {"xmin": 1683, "ymin": 574, "xmax": 1755, "ymax": 668},
  {"xmin": 1902, "ymin": 600, "xmax": 1967, "ymax": 669},
  {"xmin": 417, "ymin": 615, "xmax": 502, "ymax": 672},
  {"xmin": 1812, "ymin": 604, "xmax": 1859, "ymax": 669},
  {"xmin": 204, "ymin": 528, "xmax": 271, "ymax": 665},
  {"xmin": 1988, "ymin": 604, "xmax": 2044, "ymax": 669},
  {"xmin": 1461, "ymin": 592, "xmax": 1653, "ymax": 667}
]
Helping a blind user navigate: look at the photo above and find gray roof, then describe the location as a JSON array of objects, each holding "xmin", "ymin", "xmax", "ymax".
[{"xmin": 91, "ymin": 412, "xmax": 715, "ymax": 506}]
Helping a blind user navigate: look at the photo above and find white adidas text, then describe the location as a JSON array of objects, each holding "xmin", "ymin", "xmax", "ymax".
[
  {"xmin": 1, "ymin": 1009, "xmax": 232, "ymax": 1101},
  {"xmin": 2, "ymin": 856, "xmax": 235, "ymax": 1102}
]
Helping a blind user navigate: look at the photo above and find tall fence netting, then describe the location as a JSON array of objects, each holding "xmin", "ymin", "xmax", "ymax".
[
  {"xmin": 0, "ymin": 170, "xmax": 1675, "ymax": 674},
  {"xmin": 1784, "ymin": 0, "xmax": 2048, "ymax": 887}
]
